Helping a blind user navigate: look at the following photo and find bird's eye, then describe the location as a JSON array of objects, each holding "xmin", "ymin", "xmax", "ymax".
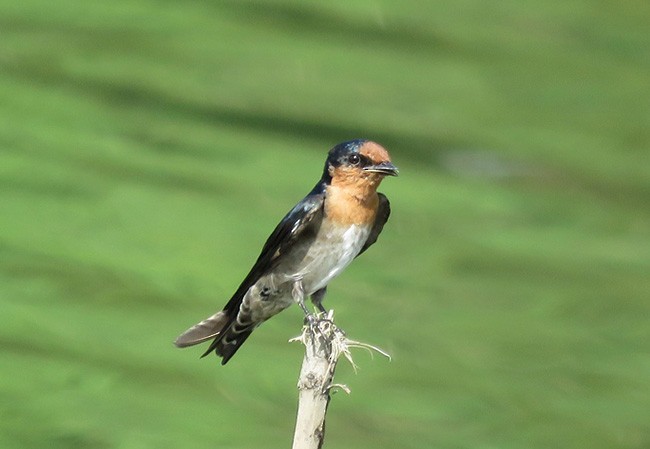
[{"xmin": 348, "ymin": 154, "xmax": 361, "ymax": 165}]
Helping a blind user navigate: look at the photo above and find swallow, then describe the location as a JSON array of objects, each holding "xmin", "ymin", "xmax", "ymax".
[{"xmin": 174, "ymin": 139, "xmax": 398, "ymax": 364}]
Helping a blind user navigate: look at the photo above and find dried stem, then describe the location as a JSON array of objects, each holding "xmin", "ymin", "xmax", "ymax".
[{"xmin": 290, "ymin": 311, "xmax": 389, "ymax": 449}]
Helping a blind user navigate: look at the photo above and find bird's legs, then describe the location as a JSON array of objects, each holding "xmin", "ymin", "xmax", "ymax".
[
  {"xmin": 292, "ymin": 281, "xmax": 330, "ymax": 331},
  {"xmin": 292, "ymin": 280, "xmax": 312, "ymax": 318},
  {"xmin": 310, "ymin": 287, "xmax": 328, "ymax": 314}
]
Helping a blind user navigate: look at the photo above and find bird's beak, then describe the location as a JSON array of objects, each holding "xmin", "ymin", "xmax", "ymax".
[{"xmin": 364, "ymin": 161, "xmax": 399, "ymax": 176}]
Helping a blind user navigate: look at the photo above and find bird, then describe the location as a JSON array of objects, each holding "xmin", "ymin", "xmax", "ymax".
[{"xmin": 174, "ymin": 139, "xmax": 398, "ymax": 364}]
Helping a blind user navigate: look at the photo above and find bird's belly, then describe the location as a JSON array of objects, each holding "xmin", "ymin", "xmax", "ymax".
[
  {"xmin": 289, "ymin": 221, "xmax": 372, "ymax": 294},
  {"xmin": 245, "ymin": 222, "xmax": 371, "ymax": 322}
]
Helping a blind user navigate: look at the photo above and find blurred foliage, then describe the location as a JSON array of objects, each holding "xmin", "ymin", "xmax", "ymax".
[{"xmin": 1, "ymin": 1, "xmax": 649, "ymax": 448}]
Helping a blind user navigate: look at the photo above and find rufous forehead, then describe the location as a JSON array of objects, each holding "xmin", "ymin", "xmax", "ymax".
[{"xmin": 359, "ymin": 141, "xmax": 391, "ymax": 163}]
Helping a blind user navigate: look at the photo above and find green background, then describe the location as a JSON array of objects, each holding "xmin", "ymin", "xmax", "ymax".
[{"xmin": 1, "ymin": 1, "xmax": 649, "ymax": 448}]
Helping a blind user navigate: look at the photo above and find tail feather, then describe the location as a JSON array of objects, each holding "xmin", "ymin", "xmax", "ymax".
[
  {"xmin": 204, "ymin": 327, "xmax": 255, "ymax": 365},
  {"xmin": 201, "ymin": 309, "xmax": 258, "ymax": 364},
  {"xmin": 175, "ymin": 306, "xmax": 259, "ymax": 365},
  {"xmin": 174, "ymin": 311, "xmax": 230, "ymax": 348}
]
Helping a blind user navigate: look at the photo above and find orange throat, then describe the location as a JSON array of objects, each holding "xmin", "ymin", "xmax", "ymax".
[{"xmin": 324, "ymin": 170, "xmax": 382, "ymax": 226}]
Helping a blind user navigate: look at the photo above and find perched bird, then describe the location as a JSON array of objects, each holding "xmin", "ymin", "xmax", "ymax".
[{"xmin": 174, "ymin": 139, "xmax": 398, "ymax": 364}]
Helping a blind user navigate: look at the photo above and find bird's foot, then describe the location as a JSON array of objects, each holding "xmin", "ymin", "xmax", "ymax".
[
  {"xmin": 292, "ymin": 310, "xmax": 334, "ymax": 340},
  {"xmin": 290, "ymin": 310, "xmax": 390, "ymax": 372},
  {"xmin": 302, "ymin": 309, "xmax": 336, "ymax": 336}
]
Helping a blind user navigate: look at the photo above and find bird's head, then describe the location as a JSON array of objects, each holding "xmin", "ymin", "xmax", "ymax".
[{"xmin": 323, "ymin": 139, "xmax": 398, "ymax": 189}]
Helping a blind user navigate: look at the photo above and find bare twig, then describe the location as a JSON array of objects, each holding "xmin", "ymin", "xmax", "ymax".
[{"xmin": 290, "ymin": 311, "xmax": 389, "ymax": 449}]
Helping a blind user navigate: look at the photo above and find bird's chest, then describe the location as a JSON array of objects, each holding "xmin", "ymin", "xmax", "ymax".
[{"xmin": 283, "ymin": 219, "xmax": 372, "ymax": 293}]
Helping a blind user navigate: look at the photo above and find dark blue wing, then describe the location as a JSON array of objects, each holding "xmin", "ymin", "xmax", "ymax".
[
  {"xmin": 222, "ymin": 182, "xmax": 326, "ymax": 315},
  {"xmin": 357, "ymin": 192, "xmax": 391, "ymax": 257}
]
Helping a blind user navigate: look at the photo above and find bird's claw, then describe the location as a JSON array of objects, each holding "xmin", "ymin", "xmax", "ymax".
[
  {"xmin": 303, "ymin": 313, "xmax": 317, "ymax": 327},
  {"xmin": 290, "ymin": 309, "xmax": 390, "ymax": 374},
  {"xmin": 304, "ymin": 310, "xmax": 338, "ymax": 334}
]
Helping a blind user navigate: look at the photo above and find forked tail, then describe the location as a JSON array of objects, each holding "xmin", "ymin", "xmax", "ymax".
[{"xmin": 174, "ymin": 309, "xmax": 257, "ymax": 365}]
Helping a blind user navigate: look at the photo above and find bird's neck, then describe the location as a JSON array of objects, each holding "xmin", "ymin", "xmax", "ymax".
[{"xmin": 324, "ymin": 182, "xmax": 379, "ymax": 226}]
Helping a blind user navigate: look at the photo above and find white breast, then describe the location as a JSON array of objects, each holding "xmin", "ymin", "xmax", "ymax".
[{"xmin": 294, "ymin": 220, "xmax": 372, "ymax": 295}]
